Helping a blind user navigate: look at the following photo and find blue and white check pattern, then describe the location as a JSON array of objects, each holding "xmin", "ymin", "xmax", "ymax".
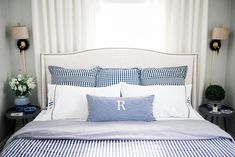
[
  {"xmin": 2, "ymin": 138, "xmax": 235, "ymax": 157},
  {"xmin": 96, "ymin": 68, "xmax": 140, "ymax": 87},
  {"xmin": 141, "ymin": 66, "xmax": 188, "ymax": 86},
  {"xmin": 48, "ymin": 66, "xmax": 98, "ymax": 87},
  {"xmin": 86, "ymin": 95, "xmax": 155, "ymax": 122}
]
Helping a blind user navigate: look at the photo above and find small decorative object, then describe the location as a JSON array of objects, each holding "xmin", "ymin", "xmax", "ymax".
[
  {"xmin": 221, "ymin": 109, "xmax": 233, "ymax": 114},
  {"xmin": 24, "ymin": 107, "xmax": 37, "ymax": 114},
  {"xmin": 10, "ymin": 112, "xmax": 23, "ymax": 116},
  {"xmin": 205, "ymin": 85, "xmax": 225, "ymax": 110},
  {"xmin": 212, "ymin": 104, "xmax": 218, "ymax": 113},
  {"xmin": 9, "ymin": 74, "xmax": 36, "ymax": 112}
]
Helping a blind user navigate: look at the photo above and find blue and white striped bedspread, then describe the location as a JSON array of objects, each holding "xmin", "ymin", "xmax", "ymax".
[
  {"xmin": 2, "ymin": 138, "xmax": 235, "ymax": 157},
  {"xmin": 1, "ymin": 120, "xmax": 235, "ymax": 157}
]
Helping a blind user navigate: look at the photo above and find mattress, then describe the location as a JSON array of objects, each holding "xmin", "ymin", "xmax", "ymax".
[{"xmin": 1, "ymin": 120, "xmax": 235, "ymax": 157}]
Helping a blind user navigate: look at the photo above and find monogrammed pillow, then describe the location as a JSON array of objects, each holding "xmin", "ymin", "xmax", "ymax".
[{"xmin": 86, "ymin": 95, "xmax": 155, "ymax": 122}]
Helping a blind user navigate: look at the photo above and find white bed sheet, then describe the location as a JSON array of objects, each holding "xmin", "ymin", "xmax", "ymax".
[{"xmin": 34, "ymin": 106, "xmax": 204, "ymax": 121}]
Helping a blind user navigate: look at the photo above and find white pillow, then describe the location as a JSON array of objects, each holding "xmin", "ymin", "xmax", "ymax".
[
  {"xmin": 121, "ymin": 83, "xmax": 190, "ymax": 119},
  {"xmin": 47, "ymin": 83, "xmax": 121, "ymax": 120}
]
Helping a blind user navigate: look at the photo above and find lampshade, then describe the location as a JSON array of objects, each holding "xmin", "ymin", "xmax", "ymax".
[
  {"xmin": 212, "ymin": 27, "xmax": 229, "ymax": 40},
  {"xmin": 11, "ymin": 26, "xmax": 29, "ymax": 39}
]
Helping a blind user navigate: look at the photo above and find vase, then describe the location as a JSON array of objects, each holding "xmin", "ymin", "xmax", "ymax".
[{"xmin": 14, "ymin": 96, "xmax": 30, "ymax": 112}]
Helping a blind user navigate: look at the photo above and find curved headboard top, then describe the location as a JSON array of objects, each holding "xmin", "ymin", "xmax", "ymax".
[{"xmin": 40, "ymin": 48, "xmax": 198, "ymax": 108}]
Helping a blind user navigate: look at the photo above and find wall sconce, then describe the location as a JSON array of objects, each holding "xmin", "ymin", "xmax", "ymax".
[
  {"xmin": 210, "ymin": 26, "xmax": 229, "ymax": 53},
  {"xmin": 209, "ymin": 26, "xmax": 230, "ymax": 85},
  {"xmin": 11, "ymin": 23, "xmax": 30, "ymax": 74}
]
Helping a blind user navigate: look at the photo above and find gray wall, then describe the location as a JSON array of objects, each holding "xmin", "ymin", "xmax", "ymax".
[
  {"xmin": 225, "ymin": 0, "xmax": 235, "ymax": 136},
  {"xmin": 8, "ymin": 0, "xmax": 34, "ymax": 76},
  {"xmin": 205, "ymin": 0, "xmax": 231, "ymax": 87},
  {"xmin": 0, "ymin": 0, "xmax": 12, "ymax": 141},
  {"xmin": 8, "ymin": 0, "xmax": 37, "ymax": 105}
]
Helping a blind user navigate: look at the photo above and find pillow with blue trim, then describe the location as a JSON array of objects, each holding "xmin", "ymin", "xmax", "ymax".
[
  {"xmin": 140, "ymin": 66, "xmax": 188, "ymax": 86},
  {"xmin": 86, "ymin": 94, "xmax": 155, "ymax": 122},
  {"xmin": 48, "ymin": 66, "xmax": 98, "ymax": 87},
  {"xmin": 96, "ymin": 67, "xmax": 140, "ymax": 87}
]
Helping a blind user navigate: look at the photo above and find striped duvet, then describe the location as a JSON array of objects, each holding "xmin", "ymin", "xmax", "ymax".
[{"xmin": 1, "ymin": 120, "xmax": 235, "ymax": 157}]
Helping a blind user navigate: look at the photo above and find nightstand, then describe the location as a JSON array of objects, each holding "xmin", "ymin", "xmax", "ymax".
[
  {"xmin": 199, "ymin": 104, "xmax": 234, "ymax": 131},
  {"xmin": 5, "ymin": 105, "xmax": 41, "ymax": 133}
]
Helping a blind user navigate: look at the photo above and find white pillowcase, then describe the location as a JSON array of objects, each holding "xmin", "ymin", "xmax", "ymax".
[
  {"xmin": 46, "ymin": 83, "xmax": 121, "ymax": 121},
  {"xmin": 121, "ymin": 83, "xmax": 190, "ymax": 119}
]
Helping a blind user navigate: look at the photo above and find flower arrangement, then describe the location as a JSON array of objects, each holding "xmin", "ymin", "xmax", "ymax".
[{"xmin": 9, "ymin": 74, "xmax": 36, "ymax": 97}]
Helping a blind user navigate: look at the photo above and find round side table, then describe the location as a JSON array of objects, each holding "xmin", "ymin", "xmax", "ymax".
[
  {"xmin": 199, "ymin": 104, "xmax": 234, "ymax": 131},
  {"xmin": 5, "ymin": 105, "xmax": 41, "ymax": 133}
]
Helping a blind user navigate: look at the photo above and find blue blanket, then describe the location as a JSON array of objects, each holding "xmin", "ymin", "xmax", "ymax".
[{"xmin": 1, "ymin": 120, "xmax": 235, "ymax": 157}]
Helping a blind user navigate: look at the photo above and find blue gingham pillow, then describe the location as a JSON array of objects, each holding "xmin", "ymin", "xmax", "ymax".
[
  {"xmin": 48, "ymin": 66, "xmax": 98, "ymax": 87},
  {"xmin": 86, "ymin": 94, "xmax": 155, "ymax": 122},
  {"xmin": 96, "ymin": 67, "xmax": 140, "ymax": 87},
  {"xmin": 141, "ymin": 66, "xmax": 188, "ymax": 85}
]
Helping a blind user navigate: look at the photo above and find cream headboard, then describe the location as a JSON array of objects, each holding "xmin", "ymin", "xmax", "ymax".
[{"xmin": 40, "ymin": 48, "xmax": 198, "ymax": 109}]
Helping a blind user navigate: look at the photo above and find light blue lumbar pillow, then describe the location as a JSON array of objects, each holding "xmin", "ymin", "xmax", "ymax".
[
  {"xmin": 96, "ymin": 67, "xmax": 140, "ymax": 87},
  {"xmin": 141, "ymin": 66, "xmax": 188, "ymax": 86},
  {"xmin": 48, "ymin": 66, "xmax": 98, "ymax": 87},
  {"xmin": 86, "ymin": 95, "xmax": 155, "ymax": 122}
]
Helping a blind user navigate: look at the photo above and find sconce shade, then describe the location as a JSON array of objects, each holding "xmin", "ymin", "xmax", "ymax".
[
  {"xmin": 212, "ymin": 27, "xmax": 229, "ymax": 40},
  {"xmin": 11, "ymin": 26, "xmax": 29, "ymax": 39}
]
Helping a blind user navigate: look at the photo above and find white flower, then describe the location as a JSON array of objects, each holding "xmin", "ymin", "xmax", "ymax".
[
  {"xmin": 9, "ymin": 82, "xmax": 15, "ymax": 89},
  {"xmin": 28, "ymin": 83, "xmax": 36, "ymax": 89},
  {"xmin": 9, "ymin": 78, "xmax": 19, "ymax": 89},
  {"xmin": 18, "ymin": 85, "xmax": 23, "ymax": 92},
  {"xmin": 22, "ymin": 85, "xmax": 27, "ymax": 92},
  {"xmin": 27, "ymin": 78, "xmax": 36, "ymax": 89},
  {"xmin": 9, "ymin": 74, "xmax": 36, "ymax": 96},
  {"xmin": 12, "ymin": 78, "xmax": 17, "ymax": 83},
  {"xmin": 28, "ymin": 77, "xmax": 33, "ymax": 82},
  {"xmin": 17, "ymin": 74, "xmax": 23, "ymax": 79},
  {"xmin": 17, "ymin": 74, "xmax": 23, "ymax": 81}
]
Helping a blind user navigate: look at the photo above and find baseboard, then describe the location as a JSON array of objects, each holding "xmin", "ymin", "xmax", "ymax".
[{"xmin": 0, "ymin": 135, "xmax": 11, "ymax": 151}]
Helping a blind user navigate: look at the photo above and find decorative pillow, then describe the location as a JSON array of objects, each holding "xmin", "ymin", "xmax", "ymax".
[
  {"xmin": 96, "ymin": 68, "xmax": 140, "ymax": 87},
  {"xmin": 140, "ymin": 66, "xmax": 188, "ymax": 85},
  {"xmin": 86, "ymin": 95, "xmax": 155, "ymax": 122},
  {"xmin": 48, "ymin": 66, "xmax": 98, "ymax": 87},
  {"xmin": 121, "ymin": 83, "xmax": 189, "ymax": 119},
  {"xmin": 47, "ymin": 83, "xmax": 122, "ymax": 121}
]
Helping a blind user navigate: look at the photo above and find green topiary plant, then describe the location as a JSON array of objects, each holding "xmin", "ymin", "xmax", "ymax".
[{"xmin": 205, "ymin": 85, "xmax": 225, "ymax": 101}]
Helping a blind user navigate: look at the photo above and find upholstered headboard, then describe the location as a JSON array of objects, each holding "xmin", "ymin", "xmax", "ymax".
[{"xmin": 40, "ymin": 48, "xmax": 198, "ymax": 109}]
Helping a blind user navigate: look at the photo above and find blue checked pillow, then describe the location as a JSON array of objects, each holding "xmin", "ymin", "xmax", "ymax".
[
  {"xmin": 48, "ymin": 66, "xmax": 98, "ymax": 87},
  {"xmin": 96, "ymin": 67, "xmax": 140, "ymax": 87},
  {"xmin": 141, "ymin": 66, "xmax": 188, "ymax": 85},
  {"xmin": 86, "ymin": 95, "xmax": 155, "ymax": 122}
]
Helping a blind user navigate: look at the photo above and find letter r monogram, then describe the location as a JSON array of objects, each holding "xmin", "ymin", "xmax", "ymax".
[{"xmin": 117, "ymin": 100, "xmax": 126, "ymax": 111}]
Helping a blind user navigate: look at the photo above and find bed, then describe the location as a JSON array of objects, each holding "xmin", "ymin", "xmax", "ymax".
[{"xmin": 1, "ymin": 48, "xmax": 235, "ymax": 157}]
